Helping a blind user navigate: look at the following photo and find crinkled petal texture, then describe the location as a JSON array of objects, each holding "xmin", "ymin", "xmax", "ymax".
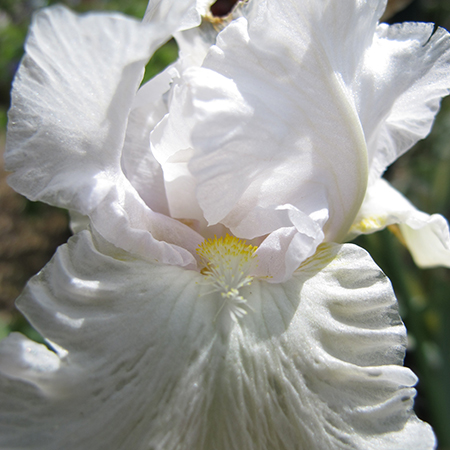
[
  {"xmin": 121, "ymin": 64, "xmax": 177, "ymax": 217},
  {"xmin": 173, "ymin": 0, "xmax": 249, "ymax": 70},
  {"xmin": 347, "ymin": 21, "xmax": 450, "ymax": 267},
  {"xmin": 356, "ymin": 22, "xmax": 450, "ymax": 183},
  {"xmin": 0, "ymin": 231, "xmax": 434, "ymax": 450},
  {"xmin": 350, "ymin": 179, "xmax": 450, "ymax": 268},
  {"xmin": 152, "ymin": 0, "xmax": 450, "ymax": 277},
  {"xmin": 154, "ymin": 0, "xmax": 384, "ymax": 281},
  {"xmin": 5, "ymin": 5, "xmax": 203, "ymax": 268}
]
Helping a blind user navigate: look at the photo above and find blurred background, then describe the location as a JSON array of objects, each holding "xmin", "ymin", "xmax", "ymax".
[{"xmin": 0, "ymin": 0, "xmax": 449, "ymax": 447}]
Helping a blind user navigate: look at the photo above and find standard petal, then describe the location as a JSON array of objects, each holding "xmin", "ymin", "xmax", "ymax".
[
  {"xmin": 174, "ymin": 0, "xmax": 249, "ymax": 70},
  {"xmin": 144, "ymin": 0, "xmax": 215, "ymax": 32},
  {"xmin": 351, "ymin": 178, "xmax": 450, "ymax": 268},
  {"xmin": 182, "ymin": 8, "xmax": 368, "ymax": 244},
  {"xmin": 121, "ymin": 65, "xmax": 178, "ymax": 216},
  {"xmin": 0, "ymin": 231, "xmax": 434, "ymax": 449},
  {"xmin": 255, "ymin": 204, "xmax": 327, "ymax": 282},
  {"xmin": 150, "ymin": 78, "xmax": 204, "ymax": 224},
  {"xmin": 175, "ymin": 21, "xmax": 221, "ymax": 69},
  {"xmin": 356, "ymin": 22, "xmax": 450, "ymax": 183},
  {"xmin": 6, "ymin": 5, "xmax": 160, "ymax": 210},
  {"xmin": 5, "ymin": 5, "xmax": 203, "ymax": 267}
]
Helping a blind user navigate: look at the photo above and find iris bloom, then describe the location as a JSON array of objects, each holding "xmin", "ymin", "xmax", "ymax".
[{"xmin": 1, "ymin": 0, "xmax": 449, "ymax": 448}]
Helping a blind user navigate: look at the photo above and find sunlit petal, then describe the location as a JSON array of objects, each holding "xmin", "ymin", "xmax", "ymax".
[
  {"xmin": 356, "ymin": 23, "xmax": 450, "ymax": 183},
  {"xmin": 0, "ymin": 232, "xmax": 434, "ymax": 449},
  {"xmin": 5, "ymin": 5, "xmax": 203, "ymax": 267},
  {"xmin": 350, "ymin": 178, "xmax": 450, "ymax": 267},
  {"xmin": 188, "ymin": 14, "xmax": 368, "ymax": 243}
]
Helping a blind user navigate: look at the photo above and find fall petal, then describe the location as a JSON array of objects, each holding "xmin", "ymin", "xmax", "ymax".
[{"xmin": 0, "ymin": 231, "xmax": 434, "ymax": 449}]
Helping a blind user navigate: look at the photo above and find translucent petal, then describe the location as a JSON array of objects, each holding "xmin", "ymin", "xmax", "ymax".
[
  {"xmin": 150, "ymin": 79, "xmax": 204, "ymax": 224},
  {"xmin": 5, "ymin": 5, "xmax": 175, "ymax": 209},
  {"xmin": 351, "ymin": 179, "xmax": 450, "ymax": 268},
  {"xmin": 174, "ymin": 0, "xmax": 250, "ymax": 69},
  {"xmin": 255, "ymin": 204, "xmax": 327, "ymax": 282},
  {"xmin": 356, "ymin": 23, "xmax": 450, "ymax": 183},
  {"xmin": 121, "ymin": 65, "xmax": 178, "ymax": 216},
  {"xmin": 144, "ymin": 0, "xmax": 215, "ymax": 32},
  {"xmin": 0, "ymin": 231, "xmax": 434, "ymax": 449},
  {"xmin": 5, "ymin": 5, "xmax": 202, "ymax": 267},
  {"xmin": 400, "ymin": 216, "xmax": 450, "ymax": 268},
  {"xmin": 187, "ymin": 15, "xmax": 368, "ymax": 243},
  {"xmin": 175, "ymin": 21, "xmax": 222, "ymax": 69}
]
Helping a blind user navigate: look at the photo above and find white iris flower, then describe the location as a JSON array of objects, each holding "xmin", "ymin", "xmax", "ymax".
[{"xmin": 1, "ymin": 0, "xmax": 449, "ymax": 448}]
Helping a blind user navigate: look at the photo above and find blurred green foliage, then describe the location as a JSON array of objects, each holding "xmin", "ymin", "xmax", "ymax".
[{"xmin": 0, "ymin": 0, "xmax": 449, "ymax": 448}]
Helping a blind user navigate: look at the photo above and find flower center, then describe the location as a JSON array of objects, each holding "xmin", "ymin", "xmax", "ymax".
[{"xmin": 196, "ymin": 234, "xmax": 257, "ymax": 322}]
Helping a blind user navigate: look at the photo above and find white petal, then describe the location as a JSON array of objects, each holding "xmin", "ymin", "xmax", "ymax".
[
  {"xmin": 5, "ymin": 6, "xmax": 202, "ymax": 267},
  {"xmin": 0, "ymin": 231, "xmax": 434, "ymax": 449},
  {"xmin": 175, "ymin": 22, "xmax": 220, "ymax": 69},
  {"xmin": 174, "ymin": 1, "xmax": 250, "ymax": 69},
  {"xmin": 6, "ymin": 6, "xmax": 158, "ymax": 209},
  {"xmin": 144, "ymin": 0, "xmax": 215, "ymax": 32},
  {"xmin": 350, "ymin": 178, "xmax": 450, "ymax": 267},
  {"xmin": 255, "ymin": 204, "xmax": 327, "ymax": 282},
  {"xmin": 184, "ymin": 12, "xmax": 368, "ymax": 243},
  {"xmin": 150, "ymin": 78, "xmax": 203, "ymax": 223},
  {"xmin": 121, "ymin": 66, "xmax": 178, "ymax": 216},
  {"xmin": 150, "ymin": 73, "xmax": 221, "ymax": 231},
  {"xmin": 356, "ymin": 23, "xmax": 450, "ymax": 182},
  {"xmin": 68, "ymin": 210, "xmax": 90, "ymax": 234},
  {"xmin": 152, "ymin": 65, "xmax": 327, "ymax": 279},
  {"xmin": 0, "ymin": 333, "xmax": 60, "ymax": 381},
  {"xmin": 400, "ymin": 217, "xmax": 450, "ymax": 268}
]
